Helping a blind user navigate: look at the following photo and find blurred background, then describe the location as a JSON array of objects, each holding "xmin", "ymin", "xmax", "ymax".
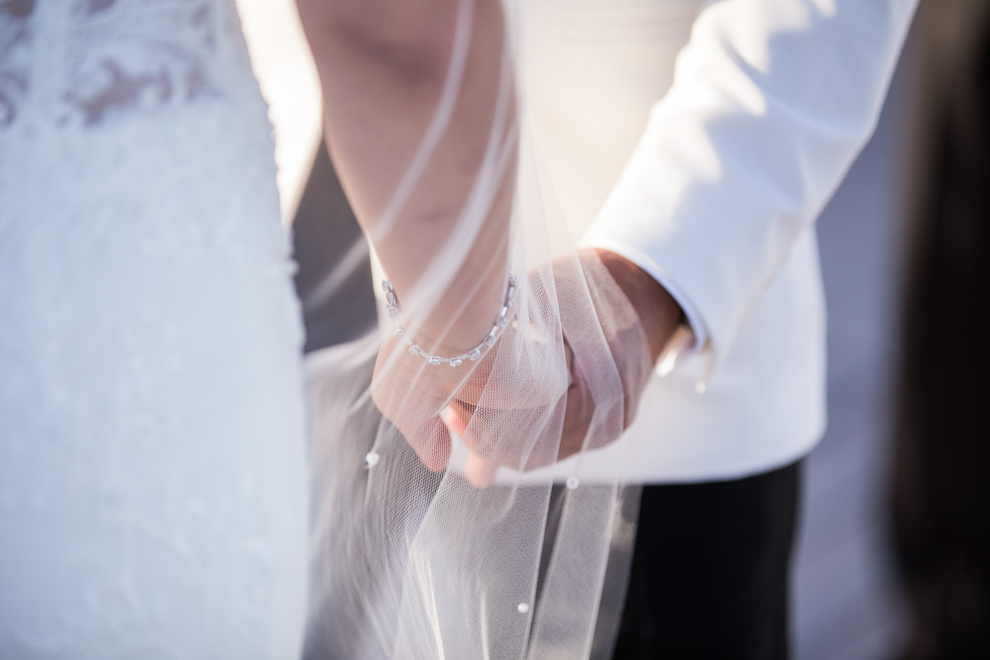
[{"xmin": 237, "ymin": 1, "xmax": 990, "ymax": 657}]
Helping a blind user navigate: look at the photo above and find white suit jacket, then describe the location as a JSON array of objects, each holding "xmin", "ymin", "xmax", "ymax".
[{"xmin": 517, "ymin": 0, "xmax": 917, "ymax": 482}]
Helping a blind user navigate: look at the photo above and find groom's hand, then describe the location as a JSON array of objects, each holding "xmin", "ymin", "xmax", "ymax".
[{"xmin": 443, "ymin": 249, "xmax": 684, "ymax": 486}]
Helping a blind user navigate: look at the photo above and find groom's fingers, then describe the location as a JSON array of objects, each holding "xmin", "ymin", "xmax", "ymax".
[{"xmin": 557, "ymin": 362, "xmax": 596, "ymax": 461}]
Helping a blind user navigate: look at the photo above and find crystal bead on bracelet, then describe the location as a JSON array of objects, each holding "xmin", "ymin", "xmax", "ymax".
[{"xmin": 382, "ymin": 274, "xmax": 518, "ymax": 367}]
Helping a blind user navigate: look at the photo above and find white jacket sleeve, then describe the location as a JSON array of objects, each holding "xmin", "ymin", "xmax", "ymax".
[{"xmin": 582, "ymin": 0, "xmax": 918, "ymax": 364}]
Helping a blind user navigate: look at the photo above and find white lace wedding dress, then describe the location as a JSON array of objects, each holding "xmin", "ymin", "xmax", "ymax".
[{"xmin": 0, "ymin": 1, "xmax": 308, "ymax": 657}]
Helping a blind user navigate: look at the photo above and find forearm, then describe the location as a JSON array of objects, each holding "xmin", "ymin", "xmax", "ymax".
[{"xmin": 296, "ymin": 0, "xmax": 514, "ymax": 349}]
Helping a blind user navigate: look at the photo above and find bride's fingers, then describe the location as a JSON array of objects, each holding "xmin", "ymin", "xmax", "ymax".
[
  {"xmin": 465, "ymin": 451, "xmax": 499, "ymax": 488},
  {"xmin": 455, "ymin": 406, "xmax": 564, "ymax": 474},
  {"xmin": 440, "ymin": 404, "xmax": 469, "ymax": 439},
  {"xmin": 441, "ymin": 407, "xmax": 498, "ymax": 488},
  {"xmin": 401, "ymin": 416, "xmax": 453, "ymax": 472}
]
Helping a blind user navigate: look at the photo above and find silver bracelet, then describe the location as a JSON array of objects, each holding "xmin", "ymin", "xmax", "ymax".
[{"xmin": 382, "ymin": 274, "xmax": 518, "ymax": 367}]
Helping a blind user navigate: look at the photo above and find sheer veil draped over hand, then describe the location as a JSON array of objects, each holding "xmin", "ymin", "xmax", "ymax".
[{"xmin": 297, "ymin": 1, "xmax": 656, "ymax": 657}]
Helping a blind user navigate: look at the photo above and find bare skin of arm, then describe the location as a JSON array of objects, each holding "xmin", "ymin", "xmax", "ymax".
[{"xmin": 295, "ymin": 0, "xmax": 513, "ymax": 348}]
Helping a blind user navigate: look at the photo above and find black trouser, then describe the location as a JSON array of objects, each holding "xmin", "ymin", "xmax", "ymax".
[
  {"xmin": 612, "ymin": 461, "xmax": 801, "ymax": 659},
  {"xmin": 890, "ymin": 4, "xmax": 990, "ymax": 658}
]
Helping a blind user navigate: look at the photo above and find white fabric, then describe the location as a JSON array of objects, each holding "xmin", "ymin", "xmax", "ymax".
[
  {"xmin": 514, "ymin": 0, "xmax": 917, "ymax": 482},
  {"xmin": 0, "ymin": 1, "xmax": 308, "ymax": 656},
  {"xmin": 303, "ymin": 1, "xmax": 658, "ymax": 655},
  {"xmin": 302, "ymin": 0, "xmax": 919, "ymax": 656}
]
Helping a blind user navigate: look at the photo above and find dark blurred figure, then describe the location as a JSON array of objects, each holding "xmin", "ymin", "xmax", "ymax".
[
  {"xmin": 292, "ymin": 139, "xmax": 377, "ymax": 353},
  {"xmin": 894, "ymin": 2, "xmax": 990, "ymax": 657}
]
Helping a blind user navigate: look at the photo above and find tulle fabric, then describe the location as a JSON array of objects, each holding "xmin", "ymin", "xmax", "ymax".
[{"xmin": 302, "ymin": 2, "xmax": 652, "ymax": 658}]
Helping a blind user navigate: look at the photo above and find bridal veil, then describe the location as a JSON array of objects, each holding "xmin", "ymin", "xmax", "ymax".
[{"xmin": 302, "ymin": 1, "xmax": 652, "ymax": 657}]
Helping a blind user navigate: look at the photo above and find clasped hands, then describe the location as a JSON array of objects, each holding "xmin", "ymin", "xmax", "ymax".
[{"xmin": 370, "ymin": 248, "xmax": 683, "ymax": 487}]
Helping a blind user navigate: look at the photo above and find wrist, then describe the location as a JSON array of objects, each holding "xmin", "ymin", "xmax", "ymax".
[{"xmin": 590, "ymin": 248, "xmax": 683, "ymax": 364}]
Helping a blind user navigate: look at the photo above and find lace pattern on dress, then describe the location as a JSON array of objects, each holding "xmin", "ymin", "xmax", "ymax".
[
  {"xmin": 0, "ymin": 0, "xmax": 248, "ymax": 130},
  {"xmin": 0, "ymin": 1, "xmax": 304, "ymax": 656},
  {"xmin": 0, "ymin": 0, "xmax": 34, "ymax": 127}
]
